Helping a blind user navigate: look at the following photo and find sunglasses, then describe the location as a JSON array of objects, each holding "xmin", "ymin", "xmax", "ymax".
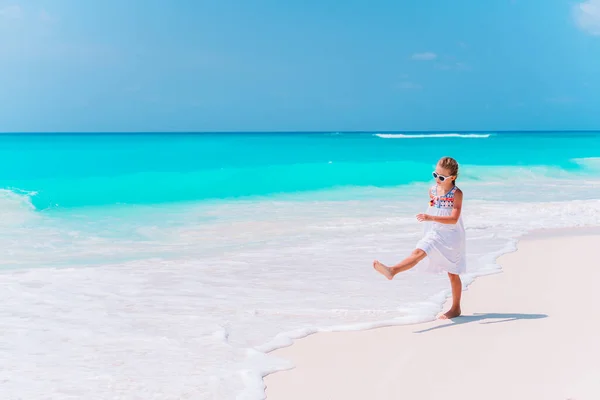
[{"xmin": 432, "ymin": 171, "xmax": 453, "ymax": 182}]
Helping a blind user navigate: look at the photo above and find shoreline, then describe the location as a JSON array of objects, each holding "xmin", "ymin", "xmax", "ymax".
[{"xmin": 263, "ymin": 227, "xmax": 600, "ymax": 400}]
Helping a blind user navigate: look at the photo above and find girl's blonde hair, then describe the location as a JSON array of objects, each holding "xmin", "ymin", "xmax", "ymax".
[{"xmin": 438, "ymin": 156, "xmax": 459, "ymax": 183}]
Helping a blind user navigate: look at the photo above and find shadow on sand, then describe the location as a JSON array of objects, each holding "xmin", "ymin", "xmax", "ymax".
[{"xmin": 414, "ymin": 312, "xmax": 548, "ymax": 334}]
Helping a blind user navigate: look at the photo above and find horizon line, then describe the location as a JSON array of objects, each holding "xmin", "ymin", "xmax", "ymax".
[{"xmin": 1, "ymin": 129, "xmax": 600, "ymax": 135}]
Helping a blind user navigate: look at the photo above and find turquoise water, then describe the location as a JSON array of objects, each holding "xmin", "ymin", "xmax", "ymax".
[
  {"xmin": 1, "ymin": 131, "xmax": 600, "ymax": 400},
  {"xmin": 2, "ymin": 131, "xmax": 599, "ymax": 209}
]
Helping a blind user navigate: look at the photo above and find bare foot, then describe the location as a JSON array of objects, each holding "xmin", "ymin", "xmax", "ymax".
[
  {"xmin": 438, "ymin": 308, "xmax": 461, "ymax": 320},
  {"xmin": 373, "ymin": 260, "xmax": 393, "ymax": 280}
]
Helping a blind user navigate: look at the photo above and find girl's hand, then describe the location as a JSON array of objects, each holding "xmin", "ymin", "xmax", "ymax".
[{"xmin": 416, "ymin": 213, "xmax": 431, "ymax": 222}]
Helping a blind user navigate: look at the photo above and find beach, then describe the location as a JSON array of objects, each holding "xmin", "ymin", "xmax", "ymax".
[
  {"xmin": 265, "ymin": 230, "xmax": 600, "ymax": 400},
  {"xmin": 3, "ymin": 0, "xmax": 600, "ymax": 396},
  {"xmin": 1, "ymin": 132, "xmax": 600, "ymax": 399}
]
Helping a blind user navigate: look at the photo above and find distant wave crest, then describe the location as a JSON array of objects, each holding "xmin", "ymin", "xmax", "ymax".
[{"xmin": 375, "ymin": 133, "xmax": 491, "ymax": 139}]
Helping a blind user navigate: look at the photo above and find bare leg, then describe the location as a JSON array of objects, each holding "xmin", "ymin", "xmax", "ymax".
[
  {"xmin": 439, "ymin": 273, "xmax": 462, "ymax": 319},
  {"xmin": 373, "ymin": 249, "xmax": 427, "ymax": 280}
]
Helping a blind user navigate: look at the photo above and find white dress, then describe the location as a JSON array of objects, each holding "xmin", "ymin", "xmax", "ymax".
[{"xmin": 416, "ymin": 185, "xmax": 466, "ymax": 275}]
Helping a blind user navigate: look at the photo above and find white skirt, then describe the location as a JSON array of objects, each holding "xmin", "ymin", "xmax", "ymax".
[{"xmin": 415, "ymin": 206, "xmax": 466, "ymax": 275}]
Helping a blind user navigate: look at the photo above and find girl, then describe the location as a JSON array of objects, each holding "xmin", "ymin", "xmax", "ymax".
[{"xmin": 373, "ymin": 156, "xmax": 466, "ymax": 320}]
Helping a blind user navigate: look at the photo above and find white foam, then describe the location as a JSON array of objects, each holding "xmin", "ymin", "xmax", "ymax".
[
  {"xmin": 572, "ymin": 157, "xmax": 600, "ymax": 170},
  {"xmin": 0, "ymin": 188, "xmax": 39, "ymax": 226},
  {"xmin": 375, "ymin": 133, "xmax": 491, "ymax": 139},
  {"xmin": 0, "ymin": 174, "xmax": 599, "ymax": 399}
]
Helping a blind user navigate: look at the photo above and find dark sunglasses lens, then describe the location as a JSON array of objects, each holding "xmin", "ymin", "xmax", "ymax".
[
  {"xmin": 432, "ymin": 172, "xmax": 437, "ymax": 179},
  {"xmin": 438, "ymin": 175, "xmax": 445, "ymax": 182}
]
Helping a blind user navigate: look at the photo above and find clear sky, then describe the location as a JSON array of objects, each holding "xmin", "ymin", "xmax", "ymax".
[{"xmin": 1, "ymin": 0, "xmax": 599, "ymax": 132}]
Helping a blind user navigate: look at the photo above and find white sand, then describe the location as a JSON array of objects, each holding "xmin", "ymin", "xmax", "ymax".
[{"xmin": 264, "ymin": 233, "xmax": 600, "ymax": 400}]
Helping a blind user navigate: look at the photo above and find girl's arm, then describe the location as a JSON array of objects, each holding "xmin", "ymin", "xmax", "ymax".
[{"xmin": 417, "ymin": 189, "xmax": 463, "ymax": 225}]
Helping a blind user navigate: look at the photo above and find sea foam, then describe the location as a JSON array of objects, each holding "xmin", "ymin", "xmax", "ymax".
[{"xmin": 375, "ymin": 133, "xmax": 491, "ymax": 139}]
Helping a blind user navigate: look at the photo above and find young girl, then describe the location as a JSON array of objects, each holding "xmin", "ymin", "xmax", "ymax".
[{"xmin": 373, "ymin": 156, "xmax": 466, "ymax": 320}]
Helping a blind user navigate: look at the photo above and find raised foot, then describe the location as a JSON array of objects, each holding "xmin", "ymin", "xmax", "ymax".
[
  {"xmin": 438, "ymin": 308, "xmax": 461, "ymax": 320},
  {"xmin": 373, "ymin": 260, "xmax": 393, "ymax": 280}
]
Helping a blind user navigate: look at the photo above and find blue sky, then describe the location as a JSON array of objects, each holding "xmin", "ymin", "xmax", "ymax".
[{"xmin": 0, "ymin": 0, "xmax": 599, "ymax": 132}]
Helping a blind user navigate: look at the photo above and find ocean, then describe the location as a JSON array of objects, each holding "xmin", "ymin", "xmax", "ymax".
[{"xmin": 1, "ymin": 131, "xmax": 600, "ymax": 399}]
